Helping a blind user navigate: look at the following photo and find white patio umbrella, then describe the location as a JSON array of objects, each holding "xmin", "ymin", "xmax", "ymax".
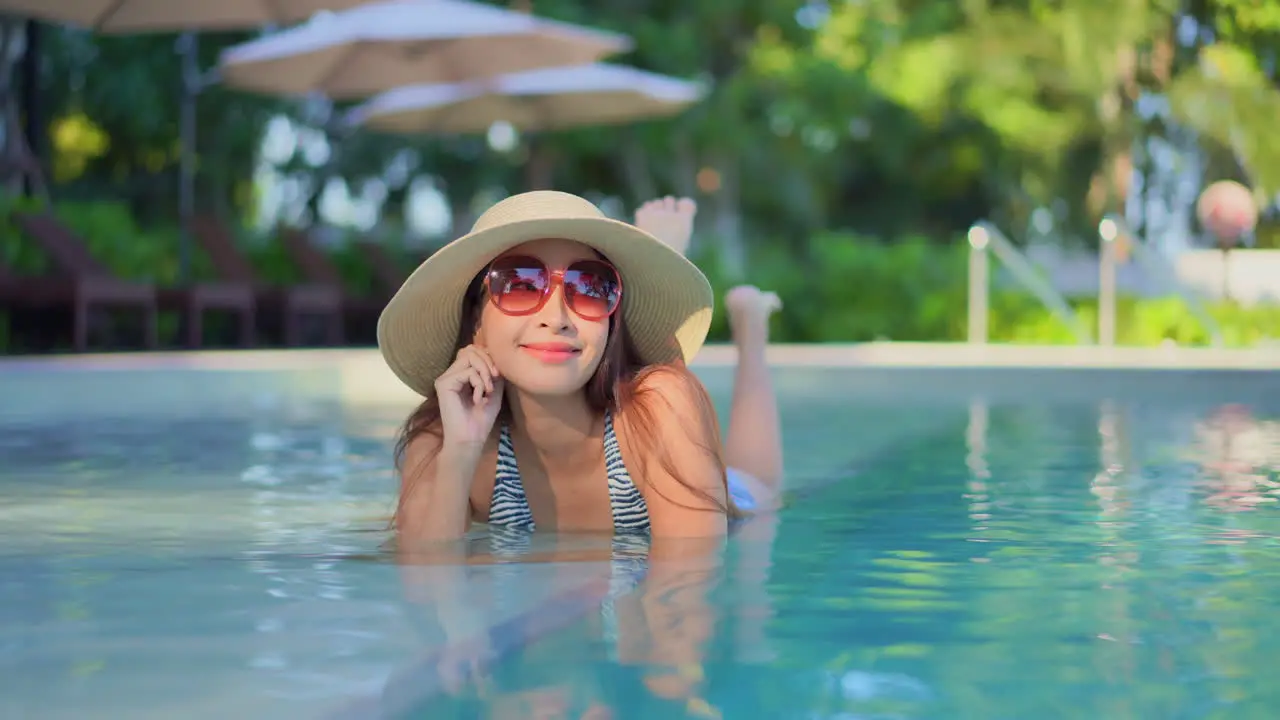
[
  {"xmin": 346, "ymin": 63, "xmax": 704, "ymax": 189},
  {"xmin": 0, "ymin": 0, "xmax": 370, "ymax": 279},
  {"xmin": 345, "ymin": 63, "xmax": 704, "ymax": 134},
  {"xmin": 0, "ymin": 0, "xmax": 366, "ymax": 32},
  {"xmin": 217, "ymin": 0, "xmax": 632, "ymax": 100}
]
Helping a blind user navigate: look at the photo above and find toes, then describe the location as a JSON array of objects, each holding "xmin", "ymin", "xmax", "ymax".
[
  {"xmin": 724, "ymin": 285, "xmax": 759, "ymax": 311},
  {"xmin": 639, "ymin": 196, "xmax": 696, "ymax": 217},
  {"xmin": 725, "ymin": 286, "xmax": 781, "ymax": 315}
]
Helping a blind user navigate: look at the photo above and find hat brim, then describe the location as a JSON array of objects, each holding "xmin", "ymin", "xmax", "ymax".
[{"xmin": 378, "ymin": 215, "xmax": 714, "ymax": 399}]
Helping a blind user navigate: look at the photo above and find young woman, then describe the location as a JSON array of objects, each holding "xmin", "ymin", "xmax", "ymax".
[{"xmin": 380, "ymin": 191, "xmax": 783, "ymax": 541}]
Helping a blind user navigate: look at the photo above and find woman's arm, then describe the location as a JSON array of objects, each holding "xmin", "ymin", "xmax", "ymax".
[
  {"xmin": 622, "ymin": 368, "xmax": 730, "ymax": 538},
  {"xmin": 397, "ymin": 432, "xmax": 483, "ymax": 544}
]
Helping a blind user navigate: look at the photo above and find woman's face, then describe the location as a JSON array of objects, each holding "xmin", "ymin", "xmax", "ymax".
[{"xmin": 474, "ymin": 238, "xmax": 614, "ymax": 398}]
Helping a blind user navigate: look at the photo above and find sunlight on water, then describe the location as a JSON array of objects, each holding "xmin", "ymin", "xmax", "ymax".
[{"xmin": 2, "ymin": 364, "xmax": 1279, "ymax": 719}]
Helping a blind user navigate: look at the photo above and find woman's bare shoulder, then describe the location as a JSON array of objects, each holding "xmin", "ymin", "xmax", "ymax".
[
  {"xmin": 616, "ymin": 366, "xmax": 728, "ymax": 536},
  {"xmin": 630, "ymin": 364, "xmax": 715, "ymax": 415}
]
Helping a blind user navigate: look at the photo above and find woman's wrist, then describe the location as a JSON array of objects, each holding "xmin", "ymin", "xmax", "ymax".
[{"xmin": 436, "ymin": 442, "xmax": 484, "ymax": 476}]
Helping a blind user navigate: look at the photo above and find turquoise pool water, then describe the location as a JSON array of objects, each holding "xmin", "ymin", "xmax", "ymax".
[{"xmin": 2, "ymin": 360, "xmax": 1279, "ymax": 719}]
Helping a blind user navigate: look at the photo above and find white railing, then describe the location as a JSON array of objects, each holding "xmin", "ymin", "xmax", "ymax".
[
  {"xmin": 967, "ymin": 221, "xmax": 1091, "ymax": 344},
  {"xmin": 1097, "ymin": 214, "xmax": 1224, "ymax": 347}
]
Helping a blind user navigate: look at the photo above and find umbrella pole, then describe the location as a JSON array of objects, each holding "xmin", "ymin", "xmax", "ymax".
[
  {"xmin": 525, "ymin": 134, "xmax": 553, "ymax": 190},
  {"xmin": 177, "ymin": 31, "xmax": 199, "ymax": 284}
]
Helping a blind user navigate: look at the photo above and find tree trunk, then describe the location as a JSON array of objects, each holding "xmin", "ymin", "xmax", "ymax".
[
  {"xmin": 524, "ymin": 137, "xmax": 554, "ymax": 191},
  {"xmin": 618, "ymin": 129, "xmax": 656, "ymax": 207},
  {"xmin": 0, "ymin": 20, "xmax": 43, "ymax": 199}
]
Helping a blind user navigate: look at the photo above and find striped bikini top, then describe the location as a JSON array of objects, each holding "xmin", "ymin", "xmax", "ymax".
[{"xmin": 488, "ymin": 412, "xmax": 651, "ymax": 532}]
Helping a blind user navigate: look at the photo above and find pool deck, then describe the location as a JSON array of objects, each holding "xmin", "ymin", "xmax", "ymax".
[
  {"xmin": 4, "ymin": 341, "xmax": 1278, "ymax": 368},
  {"xmin": 5, "ymin": 341, "xmax": 1277, "ymax": 370},
  {"xmin": 0, "ymin": 342, "xmax": 1274, "ymax": 424}
]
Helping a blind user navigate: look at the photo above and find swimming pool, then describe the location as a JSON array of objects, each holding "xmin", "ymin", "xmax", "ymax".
[{"xmin": 2, "ymin": 350, "xmax": 1278, "ymax": 719}]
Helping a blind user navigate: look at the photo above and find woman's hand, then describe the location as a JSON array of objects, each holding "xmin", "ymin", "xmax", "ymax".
[
  {"xmin": 434, "ymin": 344, "xmax": 505, "ymax": 449},
  {"xmin": 436, "ymin": 633, "xmax": 495, "ymax": 696}
]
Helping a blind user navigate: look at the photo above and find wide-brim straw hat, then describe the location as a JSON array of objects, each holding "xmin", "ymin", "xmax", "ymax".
[{"xmin": 378, "ymin": 190, "xmax": 715, "ymax": 398}]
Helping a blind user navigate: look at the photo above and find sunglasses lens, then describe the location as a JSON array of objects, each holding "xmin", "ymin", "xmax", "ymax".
[
  {"xmin": 488, "ymin": 257, "xmax": 548, "ymax": 314},
  {"xmin": 564, "ymin": 260, "xmax": 621, "ymax": 319}
]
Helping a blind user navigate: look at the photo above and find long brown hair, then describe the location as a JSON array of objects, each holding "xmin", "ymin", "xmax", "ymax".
[{"xmin": 392, "ymin": 265, "xmax": 738, "ymax": 529}]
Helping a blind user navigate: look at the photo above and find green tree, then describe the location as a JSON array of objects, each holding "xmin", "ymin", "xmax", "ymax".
[{"xmin": 750, "ymin": 0, "xmax": 1280, "ymax": 242}]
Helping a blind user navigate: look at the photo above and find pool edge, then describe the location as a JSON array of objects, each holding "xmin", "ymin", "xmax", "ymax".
[{"xmin": 2, "ymin": 342, "xmax": 1278, "ymax": 372}]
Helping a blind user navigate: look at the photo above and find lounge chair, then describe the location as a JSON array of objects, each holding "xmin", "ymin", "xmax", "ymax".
[
  {"xmin": 5, "ymin": 211, "xmax": 159, "ymax": 351},
  {"xmin": 279, "ymin": 229, "xmax": 402, "ymax": 345},
  {"xmin": 189, "ymin": 215, "xmax": 343, "ymax": 347},
  {"xmin": 355, "ymin": 239, "xmax": 412, "ymax": 296}
]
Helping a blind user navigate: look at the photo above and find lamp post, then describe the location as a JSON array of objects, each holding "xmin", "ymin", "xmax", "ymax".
[
  {"xmin": 1097, "ymin": 217, "xmax": 1119, "ymax": 346},
  {"xmin": 1195, "ymin": 180, "xmax": 1257, "ymax": 302},
  {"xmin": 967, "ymin": 225, "xmax": 989, "ymax": 344}
]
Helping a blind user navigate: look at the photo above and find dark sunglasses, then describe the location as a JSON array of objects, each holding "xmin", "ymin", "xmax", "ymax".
[{"xmin": 485, "ymin": 255, "xmax": 623, "ymax": 321}]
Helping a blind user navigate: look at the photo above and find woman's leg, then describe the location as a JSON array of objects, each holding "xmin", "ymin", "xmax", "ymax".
[
  {"xmin": 637, "ymin": 197, "xmax": 782, "ymax": 669},
  {"xmin": 635, "ymin": 197, "xmax": 784, "ymax": 490},
  {"xmin": 722, "ymin": 287, "xmax": 783, "ymax": 488}
]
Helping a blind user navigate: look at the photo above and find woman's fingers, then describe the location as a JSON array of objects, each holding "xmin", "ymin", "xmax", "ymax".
[
  {"xmin": 436, "ymin": 346, "xmax": 499, "ymax": 403},
  {"xmin": 480, "ymin": 347, "xmax": 499, "ymax": 378},
  {"xmin": 439, "ymin": 657, "xmax": 464, "ymax": 694},
  {"xmin": 434, "ymin": 367, "xmax": 464, "ymax": 395},
  {"xmin": 470, "ymin": 657, "xmax": 492, "ymax": 696},
  {"xmin": 436, "ymin": 649, "xmax": 491, "ymax": 697},
  {"xmin": 458, "ymin": 347, "xmax": 497, "ymax": 394},
  {"xmin": 462, "ymin": 345, "xmax": 500, "ymax": 379}
]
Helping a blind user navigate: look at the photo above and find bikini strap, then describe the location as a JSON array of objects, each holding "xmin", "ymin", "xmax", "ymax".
[
  {"xmin": 603, "ymin": 412, "xmax": 650, "ymax": 532},
  {"xmin": 489, "ymin": 424, "xmax": 536, "ymax": 530}
]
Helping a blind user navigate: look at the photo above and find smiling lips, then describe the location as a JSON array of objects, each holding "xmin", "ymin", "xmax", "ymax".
[{"xmin": 520, "ymin": 342, "xmax": 581, "ymax": 363}]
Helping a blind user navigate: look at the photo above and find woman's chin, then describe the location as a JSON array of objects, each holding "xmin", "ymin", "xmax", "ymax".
[
  {"xmin": 502, "ymin": 354, "xmax": 602, "ymax": 398},
  {"xmin": 506, "ymin": 370, "xmax": 593, "ymax": 398}
]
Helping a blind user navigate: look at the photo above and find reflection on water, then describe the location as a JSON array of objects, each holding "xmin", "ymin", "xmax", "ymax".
[
  {"xmin": 366, "ymin": 399, "xmax": 1280, "ymax": 719},
  {"xmin": 352, "ymin": 526, "xmax": 790, "ymax": 720},
  {"xmin": 964, "ymin": 399, "xmax": 991, "ymax": 545},
  {"xmin": 0, "ymin": 395, "xmax": 405, "ymax": 720},
  {"xmin": 0, "ymin": 398, "xmax": 392, "ymax": 553},
  {"xmin": 1188, "ymin": 404, "xmax": 1280, "ymax": 514},
  {"xmin": 4, "ymin": 383, "xmax": 1280, "ymax": 718}
]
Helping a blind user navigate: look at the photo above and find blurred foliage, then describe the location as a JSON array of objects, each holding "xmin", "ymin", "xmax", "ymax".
[
  {"xmin": 2, "ymin": 199, "xmax": 1277, "ymax": 352},
  {"xmin": 0, "ymin": 196, "xmax": 407, "ymax": 291},
  {"xmin": 0, "ymin": 197, "xmax": 421, "ymax": 350},
  {"xmin": 692, "ymin": 231, "xmax": 1280, "ymax": 345},
  {"xmin": 752, "ymin": 0, "xmax": 1280, "ymax": 237},
  {"xmin": 17, "ymin": 0, "xmax": 1280, "ymax": 252},
  {"xmin": 3, "ymin": 0, "xmax": 1280, "ymax": 351}
]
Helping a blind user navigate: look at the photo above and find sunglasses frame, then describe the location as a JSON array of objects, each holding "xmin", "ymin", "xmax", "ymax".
[{"xmin": 484, "ymin": 254, "xmax": 623, "ymax": 321}]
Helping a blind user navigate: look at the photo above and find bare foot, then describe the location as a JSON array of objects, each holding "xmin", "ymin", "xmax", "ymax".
[
  {"xmin": 635, "ymin": 196, "xmax": 696, "ymax": 256},
  {"xmin": 725, "ymin": 285, "xmax": 781, "ymax": 349}
]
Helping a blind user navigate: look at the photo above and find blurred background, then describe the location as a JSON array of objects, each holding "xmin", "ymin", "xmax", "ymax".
[{"xmin": 0, "ymin": 0, "xmax": 1278, "ymax": 354}]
